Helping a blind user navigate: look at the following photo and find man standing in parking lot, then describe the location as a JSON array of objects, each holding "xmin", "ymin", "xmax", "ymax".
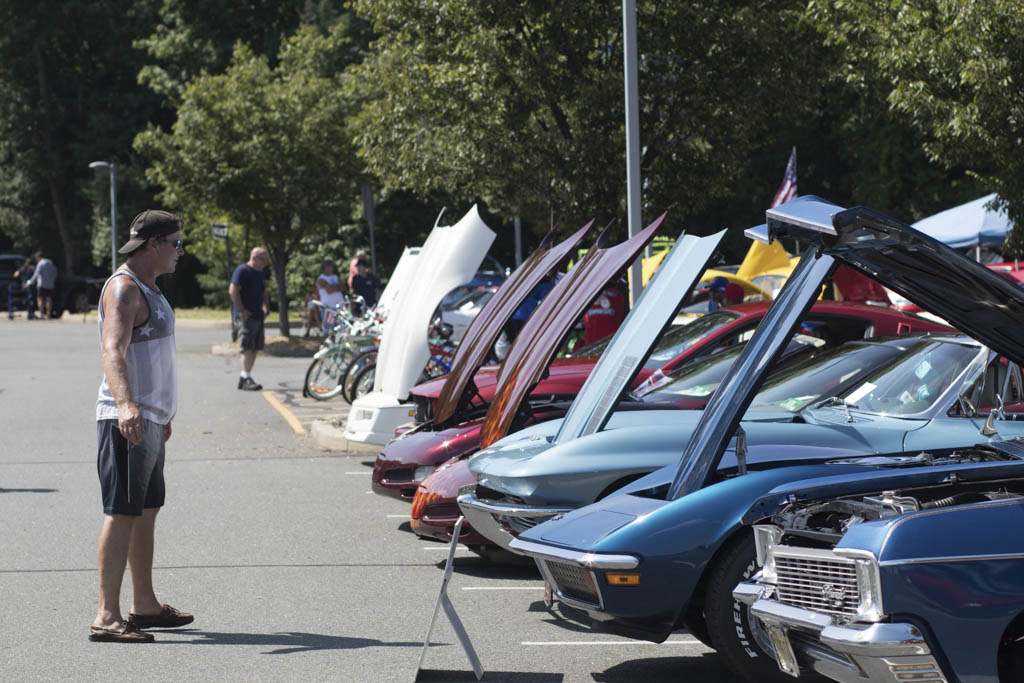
[
  {"xmin": 229, "ymin": 247, "xmax": 269, "ymax": 391},
  {"xmin": 27, "ymin": 251, "xmax": 57, "ymax": 318},
  {"xmin": 93, "ymin": 209, "xmax": 192, "ymax": 643}
]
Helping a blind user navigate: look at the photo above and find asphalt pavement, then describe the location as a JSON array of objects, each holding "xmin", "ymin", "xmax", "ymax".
[{"xmin": 0, "ymin": 316, "xmax": 725, "ymax": 682}]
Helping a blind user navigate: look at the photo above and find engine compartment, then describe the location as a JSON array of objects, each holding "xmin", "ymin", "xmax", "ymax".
[{"xmin": 772, "ymin": 477, "xmax": 1024, "ymax": 548}]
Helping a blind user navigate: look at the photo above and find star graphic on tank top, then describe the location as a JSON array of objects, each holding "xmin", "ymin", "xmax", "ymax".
[
  {"xmin": 154, "ymin": 309, "xmax": 167, "ymax": 320},
  {"xmin": 138, "ymin": 323, "xmax": 154, "ymax": 337}
]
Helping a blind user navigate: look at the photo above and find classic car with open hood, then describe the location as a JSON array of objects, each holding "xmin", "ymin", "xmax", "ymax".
[
  {"xmin": 344, "ymin": 205, "xmax": 495, "ymax": 445},
  {"xmin": 732, "ymin": 443, "xmax": 1024, "ymax": 683},
  {"xmin": 505, "ymin": 196, "xmax": 1024, "ymax": 682}
]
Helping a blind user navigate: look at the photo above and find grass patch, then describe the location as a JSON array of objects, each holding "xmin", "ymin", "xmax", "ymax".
[{"xmin": 173, "ymin": 307, "xmax": 232, "ymax": 320}]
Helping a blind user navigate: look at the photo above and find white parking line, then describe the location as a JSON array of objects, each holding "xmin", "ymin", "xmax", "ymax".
[
  {"xmin": 422, "ymin": 546, "xmax": 471, "ymax": 551},
  {"xmin": 462, "ymin": 586, "xmax": 543, "ymax": 591},
  {"xmin": 522, "ymin": 638, "xmax": 701, "ymax": 646},
  {"xmin": 386, "ymin": 514, "xmax": 407, "ymax": 518},
  {"xmin": 345, "ymin": 472, "xmax": 369, "ymax": 475}
]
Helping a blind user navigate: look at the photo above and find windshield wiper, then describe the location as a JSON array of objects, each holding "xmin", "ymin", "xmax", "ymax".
[{"xmin": 807, "ymin": 395, "xmax": 858, "ymax": 423}]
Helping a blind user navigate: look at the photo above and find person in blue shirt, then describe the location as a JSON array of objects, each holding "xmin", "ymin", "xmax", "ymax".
[
  {"xmin": 229, "ymin": 247, "xmax": 269, "ymax": 390},
  {"xmin": 707, "ymin": 275, "xmax": 730, "ymax": 312}
]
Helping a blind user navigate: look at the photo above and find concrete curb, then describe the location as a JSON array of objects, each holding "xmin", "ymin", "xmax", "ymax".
[{"xmin": 310, "ymin": 419, "xmax": 381, "ymax": 454}]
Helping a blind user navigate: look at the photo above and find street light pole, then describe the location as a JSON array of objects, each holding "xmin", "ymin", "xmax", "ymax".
[
  {"xmin": 623, "ymin": 0, "xmax": 642, "ymax": 306},
  {"xmin": 88, "ymin": 161, "xmax": 118, "ymax": 273}
]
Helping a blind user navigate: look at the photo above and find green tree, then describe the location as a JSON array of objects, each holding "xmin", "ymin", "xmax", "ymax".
[
  {"xmin": 347, "ymin": 0, "xmax": 824, "ymax": 234},
  {"xmin": 809, "ymin": 0, "xmax": 1024, "ymax": 253},
  {"xmin": 135, "ymin": 24, "xmax": 363, "ymax": 335},
  {"xmin": 0, "ymin": 0, "xmax": 164, "ymax": 272}
]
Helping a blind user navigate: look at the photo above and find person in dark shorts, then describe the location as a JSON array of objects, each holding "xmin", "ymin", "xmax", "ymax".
[
  {"xmin": 93, "ymin": 209, "xmax": 193, "ymax": 643},
  {"xmin": 229, "ymin": 247, "xmax": 269, "ymax": 390}
]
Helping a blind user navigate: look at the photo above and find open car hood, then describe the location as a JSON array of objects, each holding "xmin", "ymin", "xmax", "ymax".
[
  {"xmin": 478, "ymin": 214, "xmax": 666, "ymax": 448},
  {"xmin": 668, "ymin": 195, "xmax": 1024, "ymax": 501},
  {"xmin": 376, "ymin": 246, "xmax": 421, "ymax": 314},
  {"xmin": 372, "ymin": 205, "xmax": 495, "ymax": 399},
  {"xmin": 552, "ymin": 229, "xmax": 724, "ymax": 443},
  {"xmin": 432, "ymin": 222, "xmax": 593, "ymax": 424}
]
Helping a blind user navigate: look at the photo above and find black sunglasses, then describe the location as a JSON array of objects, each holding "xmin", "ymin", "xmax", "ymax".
[{"xmin": 159, "ymin": 237, "xmax": 184, "ymax": 250}]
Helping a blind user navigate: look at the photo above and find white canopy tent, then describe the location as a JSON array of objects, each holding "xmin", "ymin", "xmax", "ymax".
[{"xmin": 911, "ymin": 193, "xmax": 1011, "ymax": 248}]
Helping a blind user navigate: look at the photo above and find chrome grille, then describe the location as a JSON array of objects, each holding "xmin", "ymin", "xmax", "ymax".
[
  {"xmin": 774, "ymin": 551, "xmax": 860, "ymax": 618},
  {"xmin": 544, "ymin": 560, "xmax": 599, "ymax": 606},
  {"xmin": 506, "ymin": 515, "xmax": 553, "ymax": 534}
]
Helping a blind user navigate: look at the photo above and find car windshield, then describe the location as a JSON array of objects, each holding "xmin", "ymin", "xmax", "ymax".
[
  {"xmin": 643, "ymin": 310, "xmax": 743, "ymax": 369},
  {"xmin": 835, "ymin": 339, "xmax": 980, "ymax": 415},
  {"xmin": 633, "ymin": 335, "xmax": 823, "ymax": 403},
  {"xmin": 747, "ymin": 341, "xmax": 909, "ymax": 413}
]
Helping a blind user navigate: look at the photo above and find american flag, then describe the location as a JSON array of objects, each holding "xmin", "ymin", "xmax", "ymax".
[{"xmin": 770, "ymin": 147, "xmax": 798, "ymax": 208}]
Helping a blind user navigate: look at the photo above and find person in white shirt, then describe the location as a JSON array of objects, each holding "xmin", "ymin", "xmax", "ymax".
[
  {"xmin": 315, "ymin": 260, "xmax": 346, "ymax": 331},
  {"xmin": 27, "ymin": 251, "xmax": 57, "ymax": 318}
]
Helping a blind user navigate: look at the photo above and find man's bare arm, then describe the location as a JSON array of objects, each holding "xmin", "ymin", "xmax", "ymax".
[
  {"xmin": 100, "ymin": 277, "xmax": 146, "ymax": 444},
  {"xmin": 229, "ymin": 282, "xmax": 248, "ymax": 320}
]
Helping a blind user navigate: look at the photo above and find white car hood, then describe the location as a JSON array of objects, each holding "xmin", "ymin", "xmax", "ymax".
[{"xmin": 372, "ymin": 205, "xmax": 495, "ymax": 399}]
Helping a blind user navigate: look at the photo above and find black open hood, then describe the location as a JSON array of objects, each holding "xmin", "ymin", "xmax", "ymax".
[{"xmin": 668, "ymin": 196, "xmax": 1024, "ymax": 501}]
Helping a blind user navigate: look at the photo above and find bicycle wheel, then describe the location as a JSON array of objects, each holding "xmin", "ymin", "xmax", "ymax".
[
  {"xmin": 303, "ymin": 348, "xmax": 352, "ymax": 401},
  {"xmin": 349, "ymin": 362, "xmax": 377, "ymax": 402},
  {"xmin": 341, "ymin": 349, "xmax": 378, "ymax": 404}
]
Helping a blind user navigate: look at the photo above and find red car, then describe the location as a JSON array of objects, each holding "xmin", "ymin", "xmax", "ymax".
[{"xmin": 375, "ymin": 300, "xmax": 951, "ymax": 501}]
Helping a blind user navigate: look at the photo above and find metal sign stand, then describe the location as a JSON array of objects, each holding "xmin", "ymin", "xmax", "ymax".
[{"xmin": 414, "ymin": 517, "xmax": 483, "ymax": 681}]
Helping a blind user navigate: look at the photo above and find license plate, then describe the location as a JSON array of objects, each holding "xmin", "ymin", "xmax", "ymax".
[
  {"xmin": 543, "ymin": 582, "xmax": 553, "ymax": 609},
  {"xmin": 767, "ymin": 625, "xmax": 800, "ymax": 677}
]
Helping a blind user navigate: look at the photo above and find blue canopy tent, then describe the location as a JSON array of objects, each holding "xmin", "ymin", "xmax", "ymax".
[{"xmin": 911, "ymin": 193, "xmax": 1011, "ymax": 248}]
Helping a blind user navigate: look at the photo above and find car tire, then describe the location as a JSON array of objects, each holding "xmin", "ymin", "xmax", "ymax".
[
  {"xmin": 69, "ymin": 289, "xmax": 89, "ymax": 313},
  {"xmin": 704, "ymin": 531, "xmax": 806, "ymax": 683}
]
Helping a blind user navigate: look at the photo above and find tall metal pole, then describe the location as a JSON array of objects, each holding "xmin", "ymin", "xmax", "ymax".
[
  {"xmin": 623, "ymin": 0, "xmax": 642, "ymax": 305},
  {"xmin": 109, "ymin": 163, "xmax": 118, "ymax": 273},
  {"xmin": 89, "ymin": 161, "xmax": 118, "ymax": 274}
]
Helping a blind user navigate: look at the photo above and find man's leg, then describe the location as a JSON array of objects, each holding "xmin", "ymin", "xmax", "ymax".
[
  {"xmin": 128, "ymin": 507, "xmax": 162, "ymax": 615},
  {"xmin": 241, "ymin": 349, "xmax": 257, "ymax": 374},
  {"xmin": 94, "ymin": 514, "xmax": 137, "ymax": 628}
]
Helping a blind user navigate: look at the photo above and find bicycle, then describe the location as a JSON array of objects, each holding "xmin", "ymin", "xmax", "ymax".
[
  {"xmin": 302, "ymin": 297, "xmax": 383, "ymax": 400},
  {"xmin": 345, "ymin": 322, "xmax": 458, "ymax": 403}
]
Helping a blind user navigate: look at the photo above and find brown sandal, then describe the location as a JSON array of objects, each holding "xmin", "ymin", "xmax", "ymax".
[
  {"xmin": 129, "ymin": 604, "xmax": 194, "ymax": 629},
  {"xmin": 89, "ymin": 620, "xmax": 155, "ymax": 643}
]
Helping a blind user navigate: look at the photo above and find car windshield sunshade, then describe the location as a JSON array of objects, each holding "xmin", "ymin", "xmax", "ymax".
[
  {"xmin": 433, "ymin": 221, "xmax": 593, "ymax": 424},
  {"xmin": 479, "ymin": 214, "xmax": 665, "ymax": 448}
]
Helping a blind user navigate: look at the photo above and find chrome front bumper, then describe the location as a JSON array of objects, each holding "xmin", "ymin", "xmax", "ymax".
[
  {"xmin": 456, "ymin": 492, "xmax": 573, "ymax": 552},
  {"xmin": 733, "ymin": 582, "xmax": 948, "ymax": 683}
]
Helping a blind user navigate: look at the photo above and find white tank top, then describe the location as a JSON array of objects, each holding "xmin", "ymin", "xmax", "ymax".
[
  {"xmin": 317, "ymin": 273, "xmax": 345, "ymax": 310},
  {"xmin": 96, "ymin": 270, "xmax": 178, "ymax": 425}
]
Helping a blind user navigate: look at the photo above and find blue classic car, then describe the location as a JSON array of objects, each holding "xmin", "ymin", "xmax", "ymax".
[
  {"xmin": 505, "ymin": 197, "xmax": 1024, "ymax": 682},
  {"xmin": 732, "ymin": 447, "xmax": 1024, "ymax": 683}
]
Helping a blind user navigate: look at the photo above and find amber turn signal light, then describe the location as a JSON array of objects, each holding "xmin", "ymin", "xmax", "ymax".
[{"xmin": 605, "ymin": 573, "xmax": 641, "ymax": 586}]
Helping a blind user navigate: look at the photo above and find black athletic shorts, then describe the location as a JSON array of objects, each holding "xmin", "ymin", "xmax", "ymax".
[
  {"xmin": 96, "ymin": 419, "xmax": 166, "ymax": 516},
  {"xmin": 239, "ymin": 316, "xmax": 265, "ymax": 351}
]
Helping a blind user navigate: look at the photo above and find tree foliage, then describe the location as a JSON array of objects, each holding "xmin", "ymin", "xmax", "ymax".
[
  {"xmin": 348, "ymin": 0, "xmax": 825, "ymax": 233},
  {"xmin": 0, "ymin": 0, "xmax": 165, "ymax": 272},
  {"xmin": 135, "ymin": 24, "xmax": 363, "ymax": 334},
  {"xmin": 809, "ymin": 0, "xmax": 1024, "ymax": 253}
]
